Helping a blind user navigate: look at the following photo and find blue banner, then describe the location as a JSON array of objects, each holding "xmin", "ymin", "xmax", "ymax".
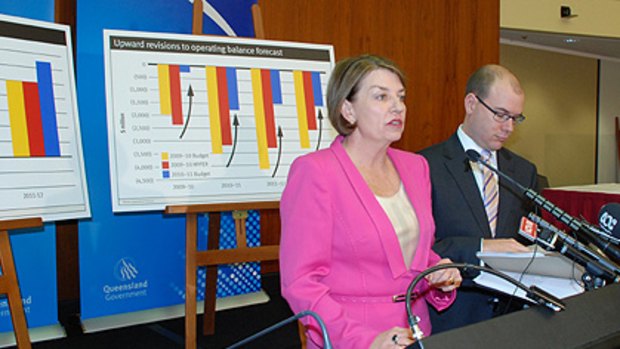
[
  {"xmin": 199, "ymin": 212, "xmax": 262, "ymax": 299},
  {"xmin": 0, "ymin": 225, "xmax": 57, "ymax": 331},
  {"xmin": 0, "ymin": 0, "xmax": 54, "ymax": 22},
  {"xmin": 77, "ymin": 0, "xmax": 258, "ymax": 321},
  {"xmin": 0, "ymin": 1, "xmax": 59, "ymax": 334}
]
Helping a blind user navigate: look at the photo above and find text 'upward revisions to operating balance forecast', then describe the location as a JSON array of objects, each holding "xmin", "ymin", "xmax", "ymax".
[{"xmin": 105, "ymin": 31, "xmax": 336, "ymax": 212}]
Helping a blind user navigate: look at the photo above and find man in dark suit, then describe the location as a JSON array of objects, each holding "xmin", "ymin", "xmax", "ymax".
[{"xmin": 420, "ymin": 64, "xmax": 538, "ymax": 333}]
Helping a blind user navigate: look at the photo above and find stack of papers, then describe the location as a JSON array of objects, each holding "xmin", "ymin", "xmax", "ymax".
[{"xmin": 475, "ymin": 249, "xmax": 585, "ymax": 301}]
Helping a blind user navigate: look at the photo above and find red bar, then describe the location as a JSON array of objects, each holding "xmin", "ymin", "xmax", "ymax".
[
  {"xmin": 303, "ymin": 71, "xmax": 317, "ymax": 130},
  {"xmin": 23, "ymin": 82, "xmax": 46, "ymax": 156},
  {"xmin": 216, "ymin": 67, "xmax": 232, "ymax": 145},
  {"xmin": 169, "ymin": 65, "xmax": 183, "ymax": 125},
  {"xmin": 261, "ymin": 69, "xmax": 277, "ymax": 148}
]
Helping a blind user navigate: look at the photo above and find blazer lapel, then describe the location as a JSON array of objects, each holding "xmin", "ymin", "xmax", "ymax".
[
  {"xmin": 329, "ymin": 137, "xmax": 407, "ymax": 278},
  {"xmin": 443, "ymin": 135, "xmax": 493, "ymax": 238},
  {"xmin": 496, "ymin": 148, "xmax": 517, "ymax": 238}
]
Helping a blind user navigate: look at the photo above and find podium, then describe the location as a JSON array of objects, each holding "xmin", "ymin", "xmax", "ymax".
[{"xmin": 412, "ymin": 283, "xmax": 620, "ymax": 349}]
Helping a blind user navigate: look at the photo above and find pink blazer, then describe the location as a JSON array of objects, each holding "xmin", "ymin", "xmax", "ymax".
[{"xmin": 280, "ymin": 136, "xmax": 456, "ymax": 349}]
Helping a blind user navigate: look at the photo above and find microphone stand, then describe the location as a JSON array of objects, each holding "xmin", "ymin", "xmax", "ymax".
[
  {"xmin": 226, "ymin": 310, "xmax": 332, "ymax": 349},
  {"xmin": 466, "ymin": 149, "xmax": 620, "ymax": 265},
  {"xmin": 528, "ymin": 213, "xmax": 620, "ymax": 286},
  {"xmin": 405, "ymin": 263, "xmax": 565, "ymax": 349}
]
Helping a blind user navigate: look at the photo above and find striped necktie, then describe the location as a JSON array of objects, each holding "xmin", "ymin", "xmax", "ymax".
[{"xmin": 481, "ymin": 150, "xmax": 498, "ymax": 237}]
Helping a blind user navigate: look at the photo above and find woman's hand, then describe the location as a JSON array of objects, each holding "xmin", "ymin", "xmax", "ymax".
[
  {"xmin": 370, "ymin": 326, "xmax": 414, "ymax": 348},
  {"xmin": 425, "ymin": 258, "xmax": 462, "ymax": 292}
]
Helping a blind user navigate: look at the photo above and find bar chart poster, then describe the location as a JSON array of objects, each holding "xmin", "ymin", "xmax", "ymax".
[
  {"xmin": 0, "ymin": 14, "xmax": 90, "ymax": 221},
  {"xmin": 104, "ymin": 30, "xmax": 336, "ymax": 212}
]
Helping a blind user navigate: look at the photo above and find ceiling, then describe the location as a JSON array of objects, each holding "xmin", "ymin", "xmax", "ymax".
[{"xmin": 500, "ymin": 28, "xmax": 620, "ymax": 62}]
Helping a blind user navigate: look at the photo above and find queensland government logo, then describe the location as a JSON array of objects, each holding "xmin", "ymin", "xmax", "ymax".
[
  {"xmin": 115, "ymin": 258, "xmax": 138, "ymax": 281},
  {"xmin": 102, "ymin": 257, "xmax": 149, "ymax": 301}
]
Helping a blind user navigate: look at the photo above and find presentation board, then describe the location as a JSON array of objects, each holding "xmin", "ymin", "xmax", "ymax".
[
  {"xmin": 104, "ymin": 30, "xmax": 336, "ymax": 212},
  {"xmin": 0, "ymin": 14, "xmax": 90, "ymax": 222}
]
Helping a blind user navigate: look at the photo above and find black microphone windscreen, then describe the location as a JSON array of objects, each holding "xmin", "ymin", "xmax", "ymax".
[
  {"xmin": 599, "ymin": 203, "xmax": 620, "ymax": 237},
  {"xmin": 465, "ymin": 149, "xmax": 481, "ymax": 162},
  {"xmin": 537, "ymin": 227, "xmax": 556, "ymax": 242}
]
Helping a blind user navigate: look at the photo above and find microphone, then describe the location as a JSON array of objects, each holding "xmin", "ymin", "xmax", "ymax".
[
  {"xmin": 518, "ymin": 216, "xmax": 619, "ymax": 285},
  {"xmin": 466, "ymin": 149, "xmax": 620, "ymax": 265},
  {"xmin": 404, "ymin": 263, "xmax": 565, "ymax": 349},
  {"xmin": 465, "ymin": 149, "xmax": 527, "ymax": 192},
  {"xmin": 405, "ymin": 263, "xmax": 565, "ymax": 337},
  {"xmin": 599, "ymin": 203, "xmax": 620, "ymax": 240},
  {"xmin": 226, "ymin": 310, "xmax": 333, "ymax": 349},
  {"xmin": 517, "ymin": 216, "xmax": 556, "ymax": 250}
]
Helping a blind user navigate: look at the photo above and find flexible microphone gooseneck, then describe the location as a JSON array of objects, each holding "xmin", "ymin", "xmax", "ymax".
[
  {"xmin": 527, "ymin": 213, "xmax": 620, "ymax": 280},
  {"xmin": 225, "ymin": 310, "xmax": 332, "ymax": 349},
  {"xmin": 465, "ymin": 149, "xmax": 620, "ymax": 265},
  {"xmin": 405, "ymin": 263, "xmax": 565, "ymax": 349}
]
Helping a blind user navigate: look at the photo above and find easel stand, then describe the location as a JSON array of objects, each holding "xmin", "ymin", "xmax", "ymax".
[
  {"xmin": 165, "ymin": 202, "xmax": 279, "ymax": 349},
  {"xmin": 0, "ymin": 217, "xmax": 43, "ymax": 349},
  {"xmin": 174, "ymin": 2, "xmax": 280, "ymax": 348}
]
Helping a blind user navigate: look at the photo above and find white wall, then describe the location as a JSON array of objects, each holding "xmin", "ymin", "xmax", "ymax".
[
  {"xmin": 501, "ymin": 44, "xmax": 598, "ymax": 187},
  {"xmin": 501, "ymin": 0, "xmax": 620, "ymax": 37},
  {"xmin": 598, "ymin": 60, "xmax": 620, "ymax": 183},
  {"xmin": 500, "ymin": 0, "xmax": 620, "ymax": 186}
]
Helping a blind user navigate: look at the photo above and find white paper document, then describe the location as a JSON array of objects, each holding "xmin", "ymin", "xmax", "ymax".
[
  {"xmin": 475, "ymin": 249, "xmax": 585, "ymax": 302},
  {"xmin": 475, "ymin": 270, "xmax": 584, "ymax": 302}
]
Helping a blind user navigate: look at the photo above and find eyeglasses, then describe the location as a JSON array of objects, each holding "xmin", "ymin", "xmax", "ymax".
[{"xmin": 475, "ymin": 95, "xmax": 526, "ymax": 124}]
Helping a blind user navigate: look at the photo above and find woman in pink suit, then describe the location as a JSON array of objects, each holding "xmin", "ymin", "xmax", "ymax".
[{"xmin": 280, "ymin": 55, "xmax": 462, "ymax": 349}]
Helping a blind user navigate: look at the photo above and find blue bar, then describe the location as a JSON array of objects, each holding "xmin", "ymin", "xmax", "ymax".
[
  {"xmin": 270, "ymin": 70, "xmax": 282, "ymax": 104},
  {"xmin": 179, "ymin": 65, "xmax": 190, "ymax": 73},
  {"xmin": 36, "ymin": 61, "xmax": 60, "ymax": 156},
  {"xmin": 311, "ymin": 72, "xmax": 323, "ymax": 107},
  {"xmin": 226, "ymin": 67, "xmax": 239, "ymax": 110},
  {"xmin": 162, "ymin": 171, "xmax": 170, "ymax": 179}
]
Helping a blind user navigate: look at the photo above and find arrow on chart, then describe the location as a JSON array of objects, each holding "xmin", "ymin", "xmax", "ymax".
[
  {"xmin": 225, "ymin": 114, "xmax": 240, "ymax": 167},
  {"xmin": 271, "ymin": 126, "xmax": 283, "ymax": 178},
  {"xmin": 178, "ymin": 85, "xmax": 194, "ymax": 139},
  {"xmin": 315, "ymin": 109, "xmax": 324, "ymax": 151}
]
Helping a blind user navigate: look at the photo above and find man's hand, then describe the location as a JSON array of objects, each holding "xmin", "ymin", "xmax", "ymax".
[{"xmin": 482, "ymin": 238, "xmax": 529, "ymax": 253}]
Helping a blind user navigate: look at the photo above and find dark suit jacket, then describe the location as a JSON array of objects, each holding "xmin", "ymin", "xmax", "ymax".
[{"xmin": 419, "ymin": 132, "xmax": 538, "ymax": 333}]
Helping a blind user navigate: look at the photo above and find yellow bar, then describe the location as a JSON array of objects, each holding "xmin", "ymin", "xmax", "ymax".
[
  {"xmin": 6, "ymin": 81, "xmax": 30, "ymax": 157},
  {"xmin": 158, "ymin": 64, "xmax": 171, "ymax": 115},
  {"xmin": 293, "ymin": 71, "xmax": 310, "ymax": 148},
  {"xmin": 206, "ymin": 66, "xmax": 223, "ymax": 154},
  {"xmin": 251, "ymin": 68, "xmax": 270, "ymax": 169},
  {"xmin": 161, "ymin": 152, "xmax": 169, "ymax": 160}
]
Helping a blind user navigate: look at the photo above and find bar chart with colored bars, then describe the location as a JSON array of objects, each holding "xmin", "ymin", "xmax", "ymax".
[
  {"xmin": 5, "ymin": 61, "xmax": 61, "ymax": 158},
  {"xmin": 156, "ymin": 64, "xmax": 323, "ymax": 169},
  {"xmin": 0, "ymin": 14, "xmax": 89, "ymax": 221}
]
